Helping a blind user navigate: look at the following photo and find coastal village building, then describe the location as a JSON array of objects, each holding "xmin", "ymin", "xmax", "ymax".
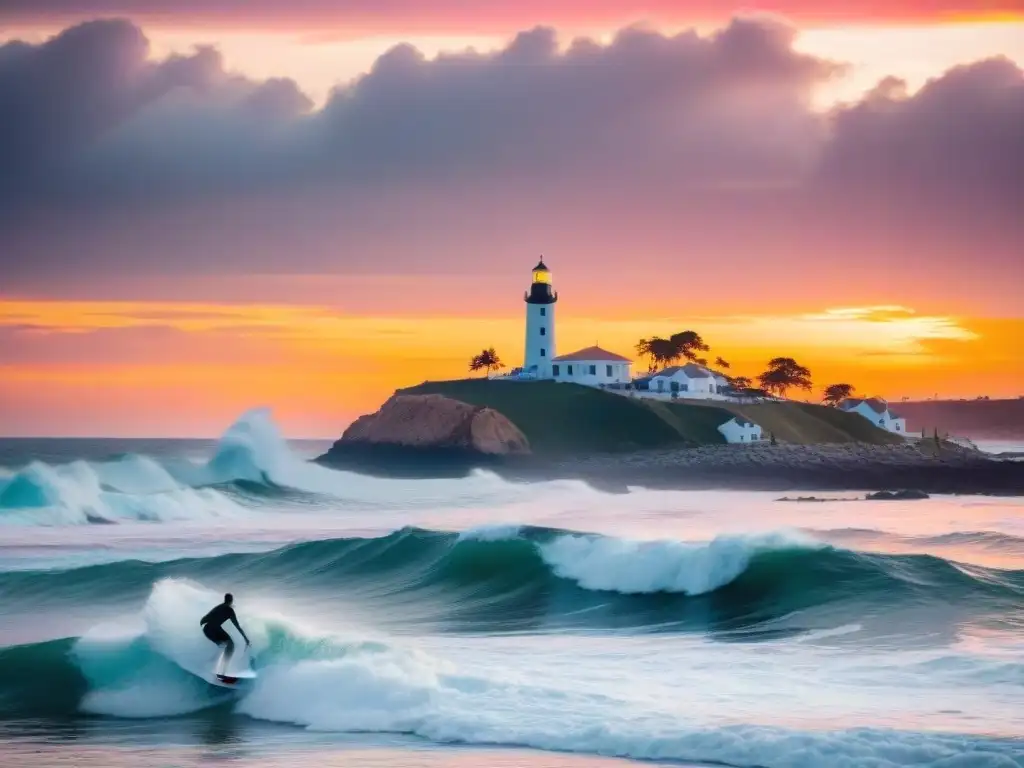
[
  {"xmin": 551, "ymin": 347, "xmax": 633, "ymax": 386},
  {"xmin": 515, "ymin": 258, "xmax": 766, "ymax": 443},
  {"xmin": 521, "ymin": 259, "xmax": 634, "ymax": 384},
  {"xmin": 839, "ymin": 397, "xmax": 907, "ymax": 434},
  {"xmin": 717, "ymin": 417, "xmax": 764, "ymax": 443},
  {"xmin": 639, "ymin": 364, "xmax": 731, "ymax": 399}
]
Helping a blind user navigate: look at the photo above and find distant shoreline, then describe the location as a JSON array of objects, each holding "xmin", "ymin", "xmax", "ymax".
[
  {"xmin": 319, "ymin": 441, "xmax": 1024, "ymax": 496},
  {"xmin": 508, "ymin": 442, "xmax": 1024, "ymax": 495}
]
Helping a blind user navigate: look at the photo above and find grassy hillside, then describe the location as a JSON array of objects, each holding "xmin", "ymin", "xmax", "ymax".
[
  {"xmin": 400, "ymin": 379, "xmax": 730, "ymax": 453},
  {"xmin": 398, "ymin": 379, "xmax": 899, "ymax": 454},
  {"xmin": 718, "ymin": 401, "xmax": 904, "ymax": 445}
]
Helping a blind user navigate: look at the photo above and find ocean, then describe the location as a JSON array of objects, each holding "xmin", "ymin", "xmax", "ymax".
[{"xmin": 2, "ymin": 408, "xmax": 1023, "ymax": 768}]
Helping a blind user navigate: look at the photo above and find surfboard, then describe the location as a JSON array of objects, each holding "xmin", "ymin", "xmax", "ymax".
[
  {"xmin": 211, "ymin": 668, "xmax": 257, "ymax": 688},
  {"xmin": 207, "ymin": 649, "xmax": 258, "ymax": 688}
]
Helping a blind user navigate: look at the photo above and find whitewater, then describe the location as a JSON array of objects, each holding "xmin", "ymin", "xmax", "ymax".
[{"xmin": 2, "ymin": 409, "xmax": 1023, "ymax": 768}]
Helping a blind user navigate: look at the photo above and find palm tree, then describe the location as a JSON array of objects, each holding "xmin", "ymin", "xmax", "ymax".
[
  {"xmin": 822, "ymin": 383, "xmax": 855, "ymax": 407},
  {"xmin": 469, "ymin": 348, "xmax": 504, "ymax": 377},
  {"xmin": 758, "ymin": 357, "xmax": 812, "ymax": 398}
]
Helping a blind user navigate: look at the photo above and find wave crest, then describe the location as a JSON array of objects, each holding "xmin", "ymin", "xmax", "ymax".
[
  {"xmin": 539, "ymin": 530, "xmax": 821, "ymax": 595},
  {"xmin": 4, "ymin": 526, "xmax": 1021, "ymax": 637}
]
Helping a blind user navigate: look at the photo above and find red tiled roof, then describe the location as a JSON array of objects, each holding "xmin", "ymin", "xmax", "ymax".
[{"xmin": 552, "ymin": 345, "xmax": 632, "ymax": 363}]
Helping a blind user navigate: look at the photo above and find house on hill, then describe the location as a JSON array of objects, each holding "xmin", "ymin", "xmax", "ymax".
[
  {"xmin": 637, "ymin": 363, "xmax": 729, "ymax": 398},
  {"xmin": 717, "ymin": 416, "xmax": 764, "ymax": 443},
  {"xmin": 551, "ymin": 346, "xmax": 632, "ymax": 386},
  {"xmin": 839, "ymin": 397, "xmax": 907, "ymax": 434}
]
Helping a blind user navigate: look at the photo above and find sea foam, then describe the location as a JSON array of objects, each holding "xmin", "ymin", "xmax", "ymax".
[
  {"xmin": 2, "ymin": 576, "xmax": 1018, "ymax": 767},
  {"xmin": 538, "ymin": 530, "xmax": 821, "ymax": 595}
]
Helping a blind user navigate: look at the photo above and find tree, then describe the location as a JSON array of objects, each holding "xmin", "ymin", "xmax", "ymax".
[
  {"xmin": 469, "ymin": 348, "xmax": 504, "ymax": 376},
  {"xmin": 669, "ymin": 331, "xmax": 710, "ymax": 363},
  {"xmin": 636, "ymin": 337, "xmax": 682, "ymax": 370},
  {"xmin": 729, "ymin": 375, "xmax": 752, "ymax": 390},
  {"xmin": 714, "ymin": 356, "xmax": 731, "ymax": 370},
  {"xmin": 636, "ymin": 337, "xmax": 677, "ymax": 371},
  {"xmin": 636, "ymin": 330, "xmax": 711, "ymax": 372},
  {"xmin": 822, "ymin": 383, "xmax": 855, "ymax": 407},
  {"xmin": 758, "ymin": 357, "xmax": 812, "ymax": 398},
  {"xmin": 635, "ymin": 338, "xmax": 655, "ymax": 371}
]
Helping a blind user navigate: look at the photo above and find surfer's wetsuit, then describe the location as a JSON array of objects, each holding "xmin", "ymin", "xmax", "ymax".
[{"xmin": 200, "ymin": 598, "xmax": 249, "ymax": 668}]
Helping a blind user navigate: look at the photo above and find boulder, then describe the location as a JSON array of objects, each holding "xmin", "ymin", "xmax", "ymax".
[
  {"xmin": 865, "ymin": 489, "xmax": 930, "ymax": 500},
  {"xmin": 331, "ymin": 394, "xmax": 530, "ymax": 456}
]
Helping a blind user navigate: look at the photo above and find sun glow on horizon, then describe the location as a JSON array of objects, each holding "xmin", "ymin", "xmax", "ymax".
[{"xmin": 2, "ymin": 298, "xmax": 1017, "ymax": 438}]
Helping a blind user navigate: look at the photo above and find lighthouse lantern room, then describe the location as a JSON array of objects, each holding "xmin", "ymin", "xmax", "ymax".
[{"xmin": 523, "ymin": 258, "xmax": 557, "ymax": 378}]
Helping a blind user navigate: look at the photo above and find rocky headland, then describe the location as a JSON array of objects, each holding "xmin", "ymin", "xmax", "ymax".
[{"xmin": 318, "ymin": 389, "xmax": 1024, "ymax": 495}]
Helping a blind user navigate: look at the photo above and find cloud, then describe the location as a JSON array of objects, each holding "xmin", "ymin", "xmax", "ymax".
[
  {"xmin": 0, "ymin": 16, "xmax": 1021, "ymax": 310},
  {"xmin": 2, "ymin": 16, "xmax": 1019, "ymax": 208},
  {"xmin": 0, "ymin": 323, "xmax": 277, "ymax": 366},
  {"xmin": 0, "ymin": 16, "xmax": 840, "ymax": 205},
  {"xmin": 818, "ymin": 57, "xmax": 1024, "ymax": 198}
]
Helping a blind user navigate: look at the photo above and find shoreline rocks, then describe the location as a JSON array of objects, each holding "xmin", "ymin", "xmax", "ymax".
[
  {"xmin": 866, "ymin": 489, "xmax": 931, "ymax": 501},
  {"xmin": 499, "ymin": 442, "xmax": 1024, "ymax": 496},
  {"xmin": 318, "ymin": 394, "xmax": 530, "ymax": 472}
]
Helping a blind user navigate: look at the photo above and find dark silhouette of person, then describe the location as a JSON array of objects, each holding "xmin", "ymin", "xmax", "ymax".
[{"xmin": 200, "ymin": 593, "xmax": 250, "ymax": 675}]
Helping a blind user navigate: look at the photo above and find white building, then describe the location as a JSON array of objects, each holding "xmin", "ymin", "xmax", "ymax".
[
  {"xmin": 645, "ymin": 363, "xmax": 727, "ymax": 398},
  {"xmin": 710, "ymin": 370, "xmax": 731, "ymax": 391},
  {"xmin": 520, "ymin": 259, "xmax": 634, "ymax": 386},
  {"xmin": 718, "ymin": 416, "xmax": 764, "ymax": 443},
  {"xmin": 838, "ymin": 397, "xmax": 907, "ymax": 434},
  {"xmin": 522, "ymin": 259, "xmax": 557, "ymax": 379},
  {"xmin": 551, "ymin": 346, "xmax": 632, "ymax": 386}
]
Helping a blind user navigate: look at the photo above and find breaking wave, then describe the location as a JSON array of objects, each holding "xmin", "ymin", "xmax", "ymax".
[
  {"xmin": 3, "ymin": 526, "xmax": 1021, "ymax": 637},
  {"xmin": 0, "ymin": 578, "xmax": 1020, "ymax": 768},
  {"xmin": 0, "ymin": 408, "xmax": 565, "ymax": 526}
]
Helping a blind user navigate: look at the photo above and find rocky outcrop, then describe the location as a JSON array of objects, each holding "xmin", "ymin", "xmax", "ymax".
[
  {"xmin": 866, "ymin": 489, "xmax": 930, "ymax": 500},
  {"xmin": 324, "ymin": 394, "xmax": 530, "ymax": 459}
]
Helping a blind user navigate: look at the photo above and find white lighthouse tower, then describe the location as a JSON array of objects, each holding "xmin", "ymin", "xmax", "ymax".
[{"xmin": 523, "ymin": 258, "xmax": 557, "ymax": 379}]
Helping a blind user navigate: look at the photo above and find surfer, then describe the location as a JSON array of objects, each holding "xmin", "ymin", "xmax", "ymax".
[{"xmin": 200, "ymin": 593, "xmax": 250, "ymax": 675}]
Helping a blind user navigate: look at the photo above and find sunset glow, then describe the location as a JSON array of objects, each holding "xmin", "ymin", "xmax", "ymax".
[
  {"xmin": 1, "ymin": 1, "xmax": 1021, "ymax": 437},
  {"xmin": 2, "ymin": 298, "xmax": 1020, "ymax": 437}
]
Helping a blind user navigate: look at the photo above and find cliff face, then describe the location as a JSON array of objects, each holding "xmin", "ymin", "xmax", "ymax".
[{"xmin": 332, "ymin": 394, "xmax": 530, "ymax": 456}]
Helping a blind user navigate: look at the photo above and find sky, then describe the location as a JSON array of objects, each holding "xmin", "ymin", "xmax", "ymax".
[{"xmin": 1, "ymin": 1, "xmax": 1022, "ymax": 437}]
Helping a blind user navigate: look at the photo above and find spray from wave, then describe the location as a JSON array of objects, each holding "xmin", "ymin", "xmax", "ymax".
[
  {"xmin": 0, "ymin": 410, "xmax": 292, "ymax": 525},
  {"xmin": 0, "ymin": 409, "xmax": 580, "ymax": 526}
]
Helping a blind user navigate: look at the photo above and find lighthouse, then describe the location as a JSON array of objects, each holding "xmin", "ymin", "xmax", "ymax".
[{"xmin": 523, "ymin": 258, "xmax": 557, "ymax": 379}]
